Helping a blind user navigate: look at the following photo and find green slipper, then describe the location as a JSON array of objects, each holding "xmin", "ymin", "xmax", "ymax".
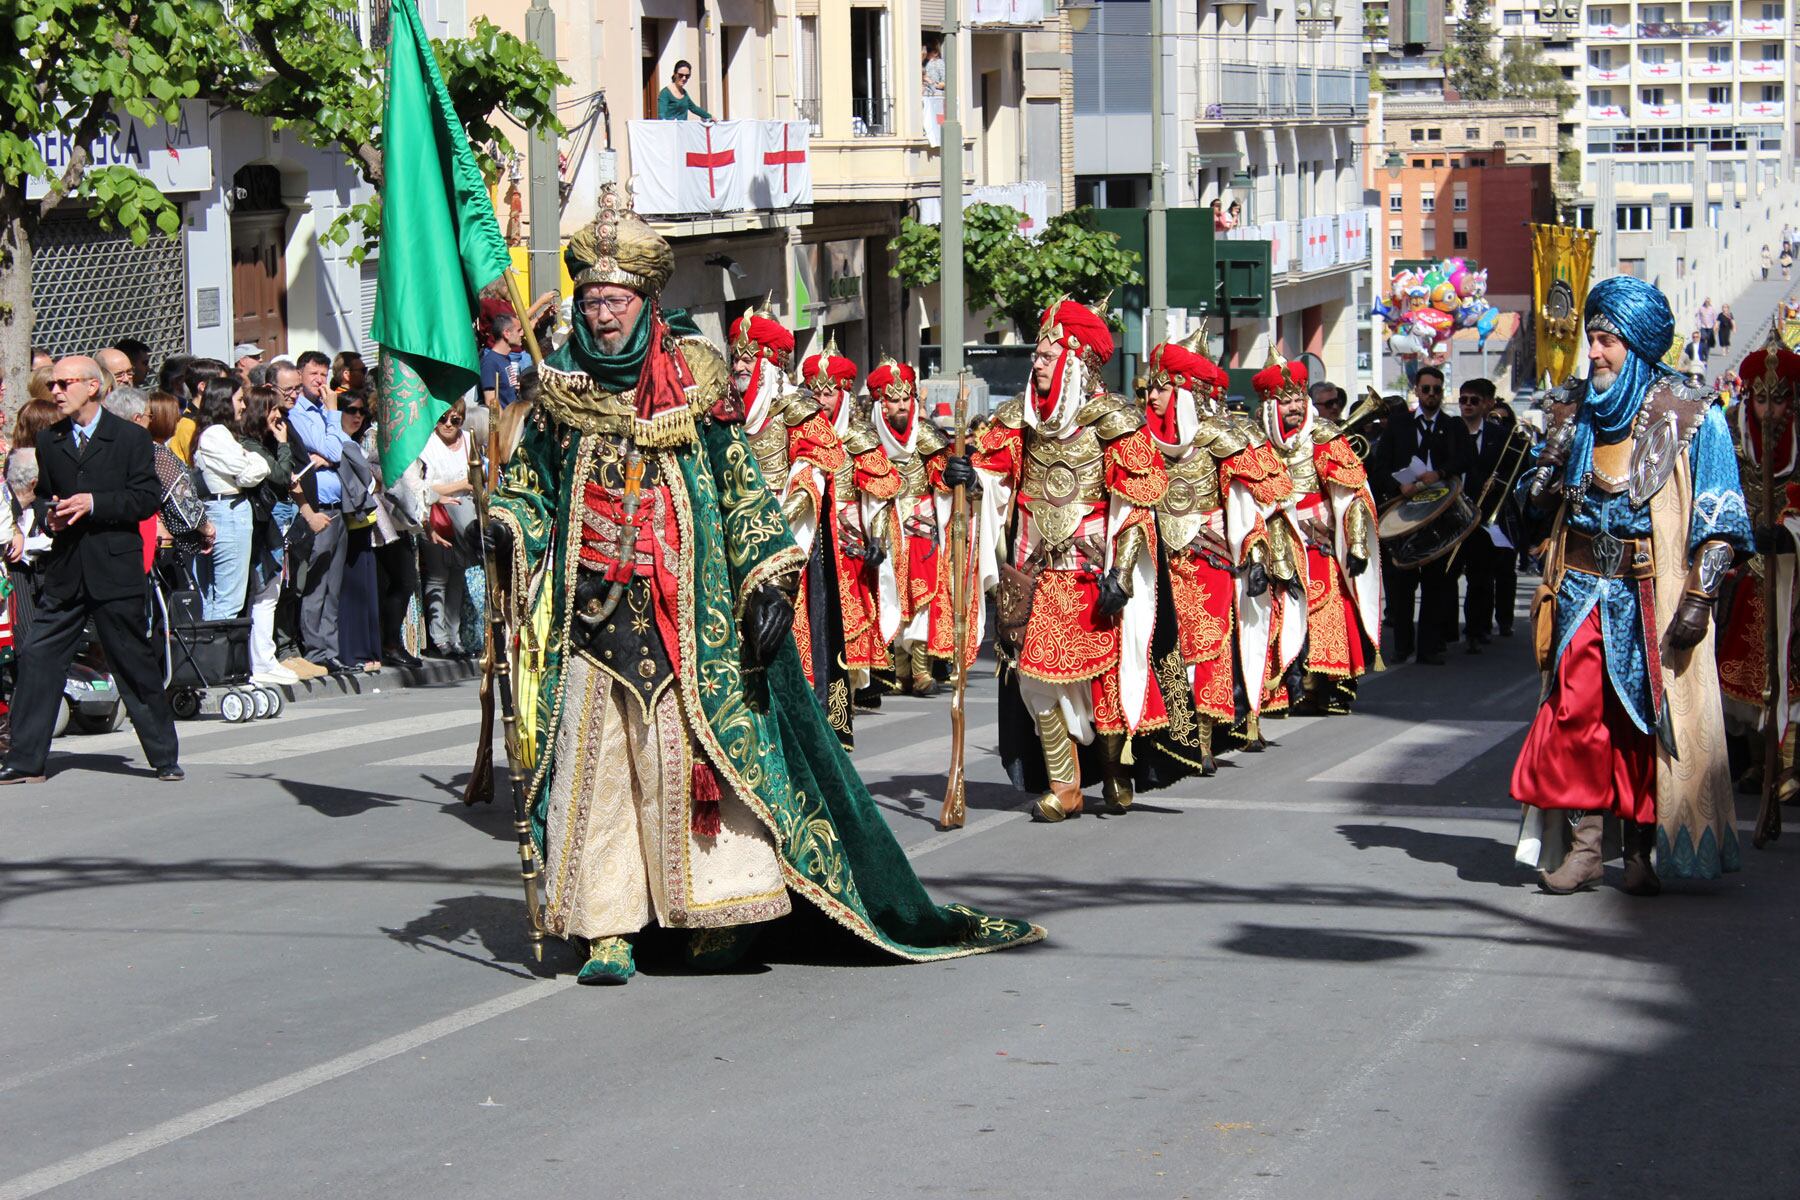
[
  {"xmin": 683, "ymin": 925, "xmax": 759, "ymax": 972},
  {"xmin": 577, "ymin": 936, "xmax": 636, "ymax": 985}
]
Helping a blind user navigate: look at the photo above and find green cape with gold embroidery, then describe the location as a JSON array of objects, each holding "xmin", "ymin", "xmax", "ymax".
[{"xmin": 490, "ymin": 362, "xmax": 1043, "ymax": 962}]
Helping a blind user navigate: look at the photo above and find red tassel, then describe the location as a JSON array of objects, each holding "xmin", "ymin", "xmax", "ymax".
[{"xmin": 691, "ymin": 760, "xmax": 723, "ymax": 838}]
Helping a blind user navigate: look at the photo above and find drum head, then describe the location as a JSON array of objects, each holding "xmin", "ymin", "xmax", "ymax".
[{"xmin": 1378, "ymin": 478, "xmax": 1463, "ymax": 539}]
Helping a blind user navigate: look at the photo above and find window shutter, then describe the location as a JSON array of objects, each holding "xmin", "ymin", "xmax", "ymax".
[{"xmin": 920, "ymin": 0, "xmax": 945, "ymax": 29}]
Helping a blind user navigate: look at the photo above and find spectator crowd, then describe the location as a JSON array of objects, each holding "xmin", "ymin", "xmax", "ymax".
[{"xmin": 5, "ymin": 338, "xmax": 491, "ymax": 694}]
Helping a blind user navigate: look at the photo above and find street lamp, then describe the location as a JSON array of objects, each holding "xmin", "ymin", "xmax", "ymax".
[
  {"xmin": 1384, "ymin": 150, "xmax": 1406, "ymax": 180},
  {"xmin": 1060, "ymin": 0, "xmax": 1099, "ymax": 31}
]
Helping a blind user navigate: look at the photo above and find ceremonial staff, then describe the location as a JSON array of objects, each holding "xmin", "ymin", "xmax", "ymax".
[
  {"xmin": 459, "ymin": 268, "xmax": 547, "ymax": 959},
  {"xmin": 1755, "ymin": 353, "xmax": 1790, "ymax": 849},
  {"xmin": 939, "ymin": 372, "xmax": 972, "ymax": 831}
]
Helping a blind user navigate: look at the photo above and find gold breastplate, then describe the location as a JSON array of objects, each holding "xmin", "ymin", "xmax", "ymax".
[
  {"xmin": 1020, "ymin": 425, "xmax": 1106, "ymax": 551},
  {"xmin": 1280, "ymin": 439, "xmax": 1318, "ymax": 495},
  {"xmin": 748, "ymin": 418, "xmax": 790, "ymax": 489},
  {"xmin": 1157, "ymin": 451, "xmax": 1221, "ymax": 554},
  {"xmin": 892, "ymin": 450, "xmax": 934, "ymax": 498}
]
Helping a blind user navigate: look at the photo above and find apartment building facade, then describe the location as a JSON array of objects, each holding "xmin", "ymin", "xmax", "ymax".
[
  {"xmin": 1076, "ymin": 0, "xmax": 1371, "ymax": 389},
  {"xmin": 470, "ymin": 0, "xmax": 1066, "ymax": 373}
]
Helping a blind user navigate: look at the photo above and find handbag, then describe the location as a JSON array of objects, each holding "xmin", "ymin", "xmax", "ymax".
[{"xmin": 429, "ymin": 502, "xmax": 455, "ymax": 543}]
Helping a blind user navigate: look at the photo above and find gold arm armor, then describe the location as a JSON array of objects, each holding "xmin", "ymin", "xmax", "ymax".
[
  {"xmin": 991, "ymin": 396, "xmax": 1027, "ymax": 429},
  {"xmin": 1266, "ymin": 515, "xmax": 1300, "ymax": 583},
  {"xmin": 1112, "ymin": 523, "xmax": 1147, "ymax": 595},
  {"xmin": 1192, "ymin": 414, "xmax": 1251, "ymax": 459},
  {"xmin": 782, "ymin": 483, "xmax": 815, "ymax": 530},
  {"xmin": 1344, "ymin": 498, "xmax": 1372, "ymax": 561},
  {"xmin": 913, "ymin": 418, "xmax": 952, "ymax": 457}
]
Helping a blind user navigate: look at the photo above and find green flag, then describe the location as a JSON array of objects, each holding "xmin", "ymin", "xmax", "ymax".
[{"xmin": 370, "ymin": 0, "xmax": 513, "ymax": 483}]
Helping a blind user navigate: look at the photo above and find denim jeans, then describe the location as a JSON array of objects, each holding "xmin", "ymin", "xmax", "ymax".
[{"xmin": 199, "ymin": 497, "xmax": 253, "ymax": 620}]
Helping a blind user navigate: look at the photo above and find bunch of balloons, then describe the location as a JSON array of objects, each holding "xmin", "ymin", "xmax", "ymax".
[{"xmin": 1371, "ymin": 257, "xmax": 1502, "ymax": 365}]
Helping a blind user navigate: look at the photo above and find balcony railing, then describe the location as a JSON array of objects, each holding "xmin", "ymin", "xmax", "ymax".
[
  {"xmin": 626, "ymin": 118, "xmax": 813, "ymax": 219},
  {"xmin": 1202, "ymin": 64, "xmax": 1365, "ymax": 121},
  {"xmin": 852, "ymin": 97, "xmax": 895, "ymax": 138},
  {"xmin": 1639, "ymin": 19, "xmax": 1731, "ymax": 37},
  {"xmin": 1636, "ymin": 59, "xmax": 1682, "ymax": 80},
  {"xmin": 797, "ymin": 98, "xmax": 821, "ymax": 136},
  {"xmin": 1226, "ymin": 211, "xmax": 1369, "ymax": 277}
]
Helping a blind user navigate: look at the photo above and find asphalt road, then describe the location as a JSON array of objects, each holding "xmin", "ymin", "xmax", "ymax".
[{"xmin": 3, "ymin": 602, "xmax": 1796, "ymax": 1200}]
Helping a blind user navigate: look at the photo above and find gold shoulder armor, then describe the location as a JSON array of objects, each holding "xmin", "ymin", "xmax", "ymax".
[
  {"xmin": 993, "ymin": 396, "xmax": 1027, "ymax": 429},
  {"xmin": 1078, "ymin": 393, "xmax": 1145, "ymax": 442},
  {"xmin": 841, "ymin": 419, "xmax": 882, "ymax": 456},
  {"xmin": 914, "ymin": 419, "xmax": 952, "ymax": 456},
  {"xmin": 1194, "ymin": 414, "xmax": 1250, "ymax": 457},
  {"xmin": 677, "ymin": 337, "xmax": 730, "ymax": 407},
  {"xmin": 1311, "ymin": 417, "xmax": 1344, "ymax": 444},
  {"xmin": 777, "ymin": 387, "xmax": 825, "ymax": 428}
]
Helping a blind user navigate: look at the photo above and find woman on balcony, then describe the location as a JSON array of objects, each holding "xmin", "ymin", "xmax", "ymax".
[{"xmin": 657, "ymin": 60, "xmax": 712, "ymax": 122}]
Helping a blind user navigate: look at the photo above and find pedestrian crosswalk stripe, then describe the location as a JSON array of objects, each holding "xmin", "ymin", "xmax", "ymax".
[
  {"xmin": 182, "ymin": 711, "xmax": 484, "ymax": 765},
  {"xmin": 1305, "ymin": 720, "xmax": 1525, "ymax": 786},
  {"xmin": 64, "ymin": 706, "xmax": 361, "ymax": 757}
]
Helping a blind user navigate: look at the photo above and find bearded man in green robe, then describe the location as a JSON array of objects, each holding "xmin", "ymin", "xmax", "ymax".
[{"xmin": 485, "ymin": 185, "xmax": 1042, "ymax": 984}]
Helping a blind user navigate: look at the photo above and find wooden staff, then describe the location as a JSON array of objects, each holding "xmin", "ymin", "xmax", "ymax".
[
  {"xmin": 463, "ymin": 267, "xmax": 546, "ymax": 956},
  {"xmin": 939, "ymin": 372, "xmax": 972, "ymax": 831},
  {"xmin": 1755, "ymin": 394, "xmax": 1791, "ymax": 848}
]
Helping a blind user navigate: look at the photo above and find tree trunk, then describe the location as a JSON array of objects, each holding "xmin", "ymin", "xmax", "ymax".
[{"xmin": 0, "ymin": 186, "xmax": 36, "ymax": 429}]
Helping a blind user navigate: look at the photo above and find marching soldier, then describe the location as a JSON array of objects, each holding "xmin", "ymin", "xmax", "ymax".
[
  {"xmin": 949, "ymin": 297, "xmax": 1169, "ymax": 822},
  {"xmin": 1142, "ymin": 333, "xmax": 1291, "ymax": 772},
  {"xmin": 799, "ymin": 341, "xmax": 905, "ymax": 709},
  {"xmin": 1716, "ymin": 341, "xmax": 1800, "ymax": 799},
  {"xmin": 727, "ymin": 304, "xmax": 857, "ymax": 744},
  {"xmin": 1256, "ymin": 351, "xmax": 1382, "ymax": 715},
  {"xmin": 866, "ymin": 359, "xmax": 958, "ymax": 697}
]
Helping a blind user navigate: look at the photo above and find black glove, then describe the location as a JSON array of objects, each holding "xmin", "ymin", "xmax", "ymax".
[
  {"xmin": 483, "ymin": 520, "xmax": 513, "ymax": 588},
  {"xmin": 744, "ymin": 582, "xmax": 795, "ymax": 669},
  {"xmin": 1755, "ymin": 524, "xmax": 1795, "ymax": 555},
  {"xmin": 862, "ymin": 538, "xmax": 888, "ymax": 570},
  {"xmin": 1095, "ymin": 568, "xmax": 1130, "ymax": 616},
  {"xmin": 942, "ymin": 453, "xmax": 976, "ymax": 489},
  {"xmin": 1244, "ymin": 561, "xmax": 1270, "ymax": 598},
  {"xmin": 1346, "ymin": 553, "xmax": 1369, "ymax": 578},
  {"xmin": 1664, "ymin": 595, "xmax": 1713, "ymax": 652}
]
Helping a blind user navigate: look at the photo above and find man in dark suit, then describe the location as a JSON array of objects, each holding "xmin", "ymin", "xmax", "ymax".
[
  {"xmin": 0, "ymin": 356, "xmax": 181, "ymax": 783},
  {"xmin": 1455, "ymin": 378, "xmax": 1510, "ymax": 651},
  {"xmin": 1370, "ymin": 365, "xmax": 1475, "ymax": 665}
]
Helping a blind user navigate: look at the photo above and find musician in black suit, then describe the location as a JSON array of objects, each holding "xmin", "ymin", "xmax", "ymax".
[
  {"xmin": 1455, "ymin": 379, "xmax": 1512, "ymax": 651},
  {"xmin": 0, "ymin": 356, "xmax": 181, "ymax": 784},
  {"xmin": 1370, "ymin": 365, "xmax": 1475, "ymax": 665}
]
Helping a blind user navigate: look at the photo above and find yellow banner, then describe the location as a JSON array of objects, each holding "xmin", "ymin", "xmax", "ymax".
[{"xmin": 1531, "ymin": 224, "xmax": 1598, "ymax": 388}]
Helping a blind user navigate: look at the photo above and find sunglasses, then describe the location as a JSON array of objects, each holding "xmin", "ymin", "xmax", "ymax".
[
  {"xmin": 675, "ymin": 72, "xmax": 691, "ymax": 81},
  {"xmin": 49, "ymin": 378, "xmax": 91, "ymax": 390},
  {"xmin": 342, "ymin": 406, "xmax": 367, "ymax": 416},
  {"xmin": 440, "ymin": 415, "xmax": 465, "ymax": 426}
]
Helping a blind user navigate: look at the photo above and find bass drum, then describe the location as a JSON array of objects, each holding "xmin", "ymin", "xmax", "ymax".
[{"xmin": 1378, "ymin": 478, "xmax": 1480, "ymax": 571}]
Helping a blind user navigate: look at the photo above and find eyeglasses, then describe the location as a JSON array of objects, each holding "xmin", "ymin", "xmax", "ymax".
[
  {"xmin": 576, "ymin": 295, "xmax": 637, "ymax": 315},
  {"xmin": 1030, "ymin": 351, "xmax": 1058, "ymax": 365},
  {"xmin": 277, "ymin": 384, "xmax": 301, "ymax": 396}
]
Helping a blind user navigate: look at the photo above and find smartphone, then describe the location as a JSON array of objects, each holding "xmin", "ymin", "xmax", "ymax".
[{"xmin": 291, "ymin": 460, "xmax": 318, "ymax": 482}]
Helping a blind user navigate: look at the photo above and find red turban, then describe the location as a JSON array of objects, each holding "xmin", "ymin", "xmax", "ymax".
[
  {"xmin": 803, "ymin": 350, "xmax": 858, "ymax": 391},
  {"xmin": 1252, "ymin": 354, "xmax": 1308, "ymax": 403},
  {"xmin": 1038, "ymin": 299, "xmax": 1114, "ymax": 366},
  {"xmin": 1147, "ymin": 341, "xmax": 1211, "ymax": 393},
  {"xmin": 729, "ymin": 310, "xmax": 796, "ymax": 368},
  {"xmin": 866, "ymin": 360, "xmax": 917, "ymax": 400}
]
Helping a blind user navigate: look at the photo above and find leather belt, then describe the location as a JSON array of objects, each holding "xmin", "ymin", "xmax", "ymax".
[{"xmin": 1563, "ymin": 527, "xmax": 1654, "ymax": 580}]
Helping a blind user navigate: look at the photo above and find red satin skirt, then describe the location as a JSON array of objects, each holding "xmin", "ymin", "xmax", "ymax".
[{"xmin": 1511, "ymin": 609, "xmax": 1656, "ymax": 822}]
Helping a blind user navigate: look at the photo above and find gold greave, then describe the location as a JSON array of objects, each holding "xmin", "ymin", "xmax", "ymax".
[
  {"xmin": 1035, "ymin": 707, "xmax": 1077, "ymax": 784},
  {"xmin": 1098, "ymin": 730, "xmax": 1133, "ymax": 813}
]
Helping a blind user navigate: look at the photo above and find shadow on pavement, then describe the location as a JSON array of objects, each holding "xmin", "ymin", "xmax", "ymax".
[
  {"xmin": 1338, "ymin": 822, "xmax": 1531, "ymax": 887},
  {"xmin": 381, "ymin": 893, "xmax": 559, "ymax": 980}
]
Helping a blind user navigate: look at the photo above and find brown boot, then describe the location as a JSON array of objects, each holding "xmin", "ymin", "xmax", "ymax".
[
  {"xmin": 1539, "ymin": 813, "xmax": 1605, "ymax": 894},
  {"xmin": 1621, "ymin": 820, "xmax": 1662, "ymax": 896}
]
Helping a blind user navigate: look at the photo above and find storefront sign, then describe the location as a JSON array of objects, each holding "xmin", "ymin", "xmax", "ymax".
[
  {"xmin": 27, "ymin": 101, "xmax": 214, "ymax": 200},
  {"xmin": 793, "ymin": 238, "xmax": 866, "ymax": 330}
]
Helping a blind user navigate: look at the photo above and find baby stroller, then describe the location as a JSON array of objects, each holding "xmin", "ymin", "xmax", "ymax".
[{"xmin": 159, "ymin": 587, "xmax": 283, "ymax": 723}]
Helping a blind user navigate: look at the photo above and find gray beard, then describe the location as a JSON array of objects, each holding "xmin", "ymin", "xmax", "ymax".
[{"xmin": 1591, "ymin": 368, "xmax": 1617, "ymax": 391}]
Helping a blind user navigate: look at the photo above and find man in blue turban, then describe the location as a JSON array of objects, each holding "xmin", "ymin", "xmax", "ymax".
[{"xmin": 1510, "ymin": 275, "xmax": 1751, "ymax": 895}]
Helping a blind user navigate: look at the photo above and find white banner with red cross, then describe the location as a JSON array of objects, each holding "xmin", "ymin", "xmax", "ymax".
[
  {"xmin": 629, "ymin": 119, "xmax": 810, "ymax": 217},
  {"xmin": 1300, "ymin": 214, "xmax": 1337, "ymax": 273}
]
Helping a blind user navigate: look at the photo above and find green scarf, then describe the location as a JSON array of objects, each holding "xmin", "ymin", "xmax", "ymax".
[{"xmin": 545, "ymin": 303, "xmax": 702, "ymax": 392}]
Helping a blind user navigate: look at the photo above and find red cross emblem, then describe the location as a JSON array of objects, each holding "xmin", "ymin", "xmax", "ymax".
[
  {"xmin": 1650, "ymin": 64, "xmax": 1669, "ymax": 75},
  {"xmin": 763, "ymin": 124, "xmax": 805, "ymax": 192},
  {"xmin": 685, "ymin": 124, "xmax": 736, "ymax": 199}
]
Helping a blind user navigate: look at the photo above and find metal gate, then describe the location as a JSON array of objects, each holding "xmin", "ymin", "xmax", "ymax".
[{"xmin": 30, "ymin": 209, "xmax": 187, "ymax": 373}]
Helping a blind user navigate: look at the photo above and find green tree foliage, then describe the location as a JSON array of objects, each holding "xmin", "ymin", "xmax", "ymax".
[
  {"xmin": 1500, "ymin": 36, "xmax": 1575, "ymax": 110},
  {"xmin": 889, "ymin": 204, "xmax": 1142, "ymax": 337},
  {"xmin": 0, "ymin": 0, "xmax": 564, "ymax": 398},
  {"xmin": 1442, "ymin": 0, "xmax": 1500, "ymax": 100}
]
